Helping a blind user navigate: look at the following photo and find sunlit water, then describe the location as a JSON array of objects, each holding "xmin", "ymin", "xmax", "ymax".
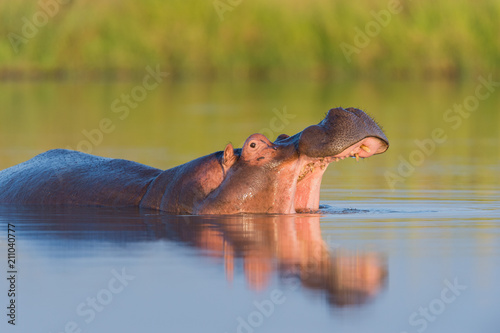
[{"xmin": 0, "ymin": 80, "xmax": 499, "ymax": 332}]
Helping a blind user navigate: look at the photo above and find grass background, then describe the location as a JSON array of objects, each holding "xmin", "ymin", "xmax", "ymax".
[{"xmin": 0, "ymin": 0, "xmax": 499, "ymax": 80}]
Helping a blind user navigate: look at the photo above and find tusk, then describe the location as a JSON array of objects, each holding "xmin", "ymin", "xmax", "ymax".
[
  {"xmin": 355, "ymin": 153, "xmax": 359, "ymax": 162},
  {"xmin": 360, "ymin": 144, "xmax": 371, "ymax": 153}
]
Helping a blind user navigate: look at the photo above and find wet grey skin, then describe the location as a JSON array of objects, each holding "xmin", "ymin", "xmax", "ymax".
[{"xmin": 0, "ymin": 107, "xmax": 389, "ymax": 214}]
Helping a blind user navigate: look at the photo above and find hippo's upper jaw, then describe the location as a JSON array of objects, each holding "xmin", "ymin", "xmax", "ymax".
[
  {"xmin": 297, "ymin": 107, "xmax": 389, "ymax": 158},
  {"xmin": 195, "ymin": 107, "xmax": 389, "ymax": 215}
]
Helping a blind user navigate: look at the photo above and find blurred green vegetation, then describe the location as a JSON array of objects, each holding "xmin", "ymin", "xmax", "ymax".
[
  {"xmin": 0, "ymin": 0, "xmax": 499, "ymax": 80},
  {"xmin": 1, "ymin": 79, "xmax": 499, "ymax": 191}
]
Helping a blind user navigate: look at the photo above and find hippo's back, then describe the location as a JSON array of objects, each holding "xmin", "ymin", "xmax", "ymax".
[{"xmin": 0, "ymin": 149, "xmax": 162, "ymax": 207}]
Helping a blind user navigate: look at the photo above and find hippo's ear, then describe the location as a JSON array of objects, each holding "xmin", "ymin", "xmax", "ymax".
[
  {"xmin": 223, "ymin": 143, "xmax": 237, "ymax": 168},
  {"xmin": 276, "ymin": 134, "xmax": 290, "ymax": 141}
]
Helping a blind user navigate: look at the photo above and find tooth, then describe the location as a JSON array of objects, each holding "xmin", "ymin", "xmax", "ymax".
[
  {"xmin": 355, "ymin": 153, "xmax": 359, "ymax": 162},
  {"xmin": 360, "ymin": 144, "xmax": 371, "ymax": 153}
]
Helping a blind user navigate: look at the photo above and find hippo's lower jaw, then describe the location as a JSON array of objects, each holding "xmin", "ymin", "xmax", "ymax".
[{"xmin": 293, "ymin": 136, "xmax": 387, "ymax": 214}]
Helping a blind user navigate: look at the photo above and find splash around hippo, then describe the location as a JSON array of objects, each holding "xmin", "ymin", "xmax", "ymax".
[{"xmin": 0, "ymin": 107, "xmax": 389, "ymax": 214}]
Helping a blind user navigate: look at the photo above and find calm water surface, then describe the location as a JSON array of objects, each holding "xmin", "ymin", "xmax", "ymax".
[{"xmin": 0, "ymin": 80, "xmax": 499, "ymax": 332}]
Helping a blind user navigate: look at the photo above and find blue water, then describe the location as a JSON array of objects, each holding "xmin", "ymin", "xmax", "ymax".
[{"xmin": 0, "ymin": 189, "xmax": 498, "ymax": 333}]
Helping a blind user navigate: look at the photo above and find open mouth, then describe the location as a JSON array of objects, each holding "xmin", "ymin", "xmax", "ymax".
[
  {"xmin": 270, "ymin": 107, "xmax": 389, "ymax": 214},
  {"xmin": 293, "ymin": 136, "xmax": 388, "ymax": 213},
  {"xmin": 332, "ymin": 136, "xmax": 388, "ymax": 161},
  {"xmin": 297, "ymin": 136, "xmax": 388, "ymax": 180}
]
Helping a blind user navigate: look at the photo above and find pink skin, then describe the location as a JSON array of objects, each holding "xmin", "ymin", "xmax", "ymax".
[{"xmin": 241, "ymin": 134, "xmax": 279, "ymax": 164}]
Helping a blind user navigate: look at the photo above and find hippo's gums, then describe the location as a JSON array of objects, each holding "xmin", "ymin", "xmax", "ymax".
[{"xmin": 0, "ymin": 107, "xmax": 389, "ymax": 214}]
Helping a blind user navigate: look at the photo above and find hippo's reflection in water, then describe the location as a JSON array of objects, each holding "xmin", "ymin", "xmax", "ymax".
[
  {"xmin": 185, "ymin": 214, "xmax": 387, "ymax": 307},
  {"xmin": 2, "ymin": 205, "xmax": 387, "ymax": 308}
]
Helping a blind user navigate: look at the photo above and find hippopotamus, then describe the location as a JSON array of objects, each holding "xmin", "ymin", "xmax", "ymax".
[{"xmin": 0, "ymin": 107, "xmax": 389, "ymax": 214}]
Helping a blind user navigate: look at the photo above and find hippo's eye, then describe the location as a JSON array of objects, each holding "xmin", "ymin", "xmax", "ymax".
[{"xmin": 250, "ymin": 142, "xmax": 256, "ymax": 148}]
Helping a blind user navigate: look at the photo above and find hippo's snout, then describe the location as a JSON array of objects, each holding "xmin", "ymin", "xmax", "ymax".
[{"xmin": 298, "ymin": 107, "xmax": 389, "ymax": 158}]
